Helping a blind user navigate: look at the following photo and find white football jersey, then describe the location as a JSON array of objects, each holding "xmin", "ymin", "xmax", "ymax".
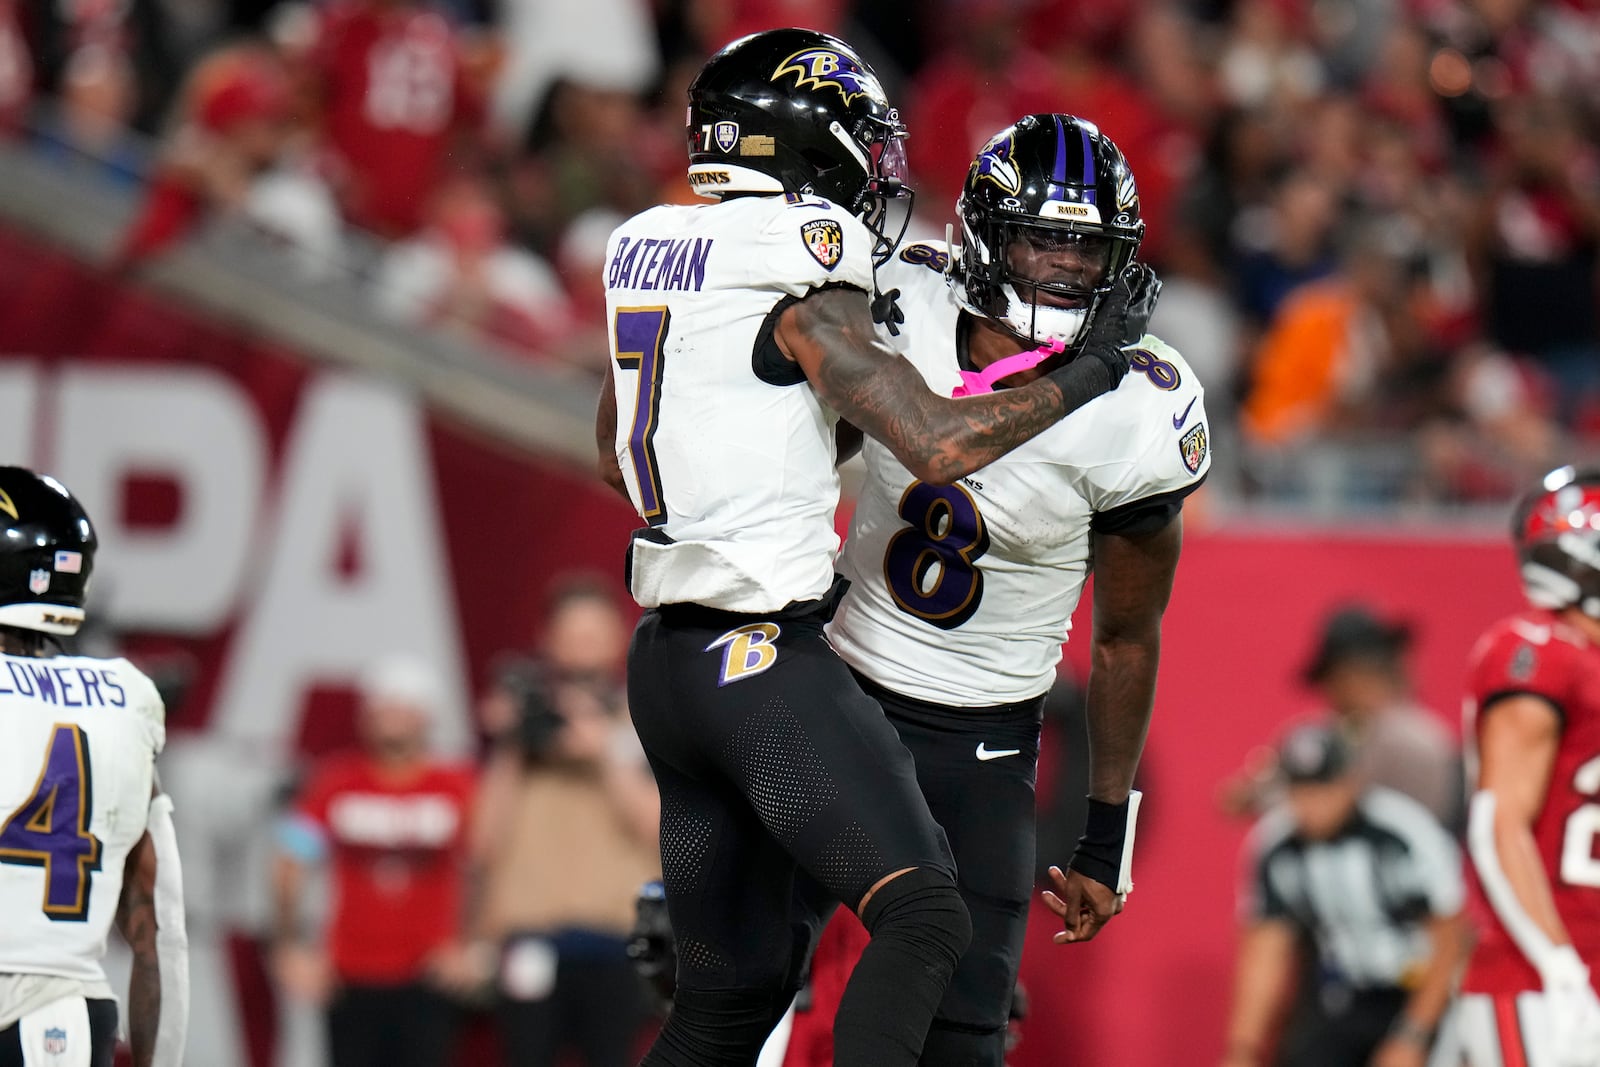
[
  {"xmin": 0, "ymin": 655, "xmax": 165, "ymax": 982},
  {"xmin": 829, "ymin": 241, "xmax": 1211, "ymax": 706},
  {"xmin": 604, "ymin": 193, "xmax": 877, "ymax": 613}
]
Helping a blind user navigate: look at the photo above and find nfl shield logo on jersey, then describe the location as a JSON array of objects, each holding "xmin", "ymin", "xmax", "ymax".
[
  {"xmin": 801, "ymin": 219, "xmax": 843, "ymax": 271},
  {"xmin": 713, "ymin": 121, "xmax": 739, "ymax": 153},
  {"xmin": 43, "ymin": 1028, "xmax": 67, "ymax": 1054},
  {"xmin": 1179, "ymin": 422, "xmax": 1208, "ymax": 474},
  {"xmin": 28, "ymin": 568, "xmax": 50, "ymax": 595}
]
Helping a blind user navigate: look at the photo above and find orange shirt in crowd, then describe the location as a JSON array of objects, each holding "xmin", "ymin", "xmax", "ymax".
[{"xmin": 1241, "ymin": 280, "xmax": 1362, "ymax": 446}]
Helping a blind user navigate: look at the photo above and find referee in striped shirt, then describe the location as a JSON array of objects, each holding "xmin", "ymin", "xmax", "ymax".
[{"xmin": 1221, "ymin": 723, "xmax": 1468, "ymax": 1067}]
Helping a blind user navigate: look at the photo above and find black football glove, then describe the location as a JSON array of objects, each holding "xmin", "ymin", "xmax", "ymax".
[
  {"xmin": 1121, "ymin": 263, "xmax": 1162, "ymax": 344},
  {"xmin": 1044, "ymin": 271, "xmax": 1137, "ymax": 412},
  {"xmin": 870, "ymin": 287, "xmax": 905, "ymax": 337}
]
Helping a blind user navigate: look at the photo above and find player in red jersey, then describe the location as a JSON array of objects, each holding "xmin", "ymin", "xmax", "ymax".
[
  {"xmin": 1454, "ymin": 465, "xmax": 1600, "ymax": 1067},
  {"xmin": 310, "ymin": 0, "xmax": 481, "ymax": 238}
]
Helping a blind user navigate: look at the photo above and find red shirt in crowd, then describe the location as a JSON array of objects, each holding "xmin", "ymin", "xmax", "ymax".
[
  {"xmin": 313, "ymin": 1, "xmax": 480, "ymax": 237},
  {"xmin": 296, "ymin": 752, "xmax": 477, "ymax": 984},
  {"xmin": 114, "ymin": 46, "xmax": 293, "ymax": 264},
  {"xmin": 1462, "ymin": 609, "xmax": 1600, "ymax": 994}
]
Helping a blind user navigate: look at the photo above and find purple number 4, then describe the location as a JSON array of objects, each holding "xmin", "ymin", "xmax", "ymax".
[{"xmin": 0, "ymin": 724, "xmax": 102, "ymax": 921}]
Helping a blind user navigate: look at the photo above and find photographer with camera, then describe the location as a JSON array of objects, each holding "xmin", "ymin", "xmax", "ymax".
[{"xmin": 470, "ymin": 577, "xmax": 660, "ymax": 1067}]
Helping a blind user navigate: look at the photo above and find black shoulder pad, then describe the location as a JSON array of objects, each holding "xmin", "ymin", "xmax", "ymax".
[{"xmin": 750, "ymin": 282, "xmax": 870, "ymax": 387}]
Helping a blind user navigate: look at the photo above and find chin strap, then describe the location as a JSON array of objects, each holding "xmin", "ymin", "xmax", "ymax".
[{"xmin": 951, "ymin": 339, "xmax": 1064, "ymax": 396}]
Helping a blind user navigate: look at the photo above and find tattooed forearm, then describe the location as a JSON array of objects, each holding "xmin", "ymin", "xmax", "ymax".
[
  {"xmin": 117, "ymin": 834, "xmax": 162, "ymax": 1067},
  {"xmin": 782, "ymin": 288, "xmax": 1067, "ymax": 484}
]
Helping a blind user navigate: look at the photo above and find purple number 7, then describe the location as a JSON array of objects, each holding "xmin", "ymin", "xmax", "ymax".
[
  {"xmin": 0, "ymin": 724, "xmax": 102, "ymax": 921},
  {"xmin": 613, "ymin": 306, "xmax": 671, "ymax": 526}
]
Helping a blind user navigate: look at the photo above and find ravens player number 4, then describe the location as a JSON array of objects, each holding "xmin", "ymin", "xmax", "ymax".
[
  {"xmin": 0, "ymin": 468, "xmax": 187, "ymax": 1067},
  {"xmin": 597, "ymin": 30, "xmax": 1151, "ymax": 1067}
]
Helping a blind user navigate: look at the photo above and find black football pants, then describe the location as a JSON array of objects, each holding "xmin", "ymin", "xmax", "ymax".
[
  {"xmin": 628, "ymin": 596, "xmax": 957, "ymax": 1066},
  {"xmin": 859, "ymin": 674, "xmax": 1045, "ymax": 1067}
]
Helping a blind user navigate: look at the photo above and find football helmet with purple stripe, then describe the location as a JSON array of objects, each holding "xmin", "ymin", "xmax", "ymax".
[{"xmin": 954, "ymin": 114, "xmax": 1145, "ymax": 350}]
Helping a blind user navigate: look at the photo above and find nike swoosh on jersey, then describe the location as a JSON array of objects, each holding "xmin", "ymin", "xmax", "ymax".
[
  {"xmin": 1172, "ymin": 397, "xmax": 1197, "ymax": 430},
  {"xmin": 976, "ymin": 743, "xmax": 1022, "ymax": 761}
]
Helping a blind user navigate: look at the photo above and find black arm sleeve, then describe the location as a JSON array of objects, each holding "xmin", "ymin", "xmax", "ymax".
[
  {"xmin": 752, "ymin": 282, "xmax": 871, "ymax": 387},
  {"xmin": 1090, "ymin": 473, "xmax": 1208, "ymax": 536}
]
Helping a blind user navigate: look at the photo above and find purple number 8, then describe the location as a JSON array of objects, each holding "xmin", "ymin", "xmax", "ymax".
[{"xmin": 1129, "ymin": 349, "xmax": 1181, "ymax": 391}]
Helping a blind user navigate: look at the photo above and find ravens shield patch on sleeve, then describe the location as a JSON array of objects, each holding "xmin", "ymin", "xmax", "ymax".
[
  {"xmin": 801, "ymin": 219, "xmax": 843, "ymax": 271},
  {"xmin": 1180, "ymin": 422, "xmax": 1207, "ymax": 474}
]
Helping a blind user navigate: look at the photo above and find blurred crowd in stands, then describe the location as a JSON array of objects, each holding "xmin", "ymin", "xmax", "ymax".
[{"xmin": 2, "ymin": 0, "xmax": 1598, "ymax": 506}]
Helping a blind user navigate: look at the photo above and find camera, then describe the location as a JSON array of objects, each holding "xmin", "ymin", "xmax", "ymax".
[
  {"xmin": 494, "ymin": 658, "xmax": 567, "ymax": 758},
  {"xmin": 627, "ymin": 880, "xmax": 676, "ymax": 1012}
]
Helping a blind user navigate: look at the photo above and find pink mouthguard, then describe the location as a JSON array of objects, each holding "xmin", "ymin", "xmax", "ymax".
[{"xmin": 951, "ymin": 339, "xmax": 1065, "ymax": 397}]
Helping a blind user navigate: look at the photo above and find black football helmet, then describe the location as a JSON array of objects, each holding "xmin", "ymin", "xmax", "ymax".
[
  {"xmin": 0, "ymin": 467, "xmax": 97, "ymax": 636},
  {"xmin": 686, "ymin": 28, "xmax": 911, "ymax": 262},
  {"xmin": 954, "ymin": 114, "xmax": 1145, "ymax": 349},
  {"xmin": 1513, "ymin": 465, "xmax": 1600, "ymax": 618}
]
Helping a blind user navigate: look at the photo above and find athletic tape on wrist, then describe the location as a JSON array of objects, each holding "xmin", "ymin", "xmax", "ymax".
[{"xmin": 1068, "ymin": 790, "xmax": 1142, "ymax": 896}]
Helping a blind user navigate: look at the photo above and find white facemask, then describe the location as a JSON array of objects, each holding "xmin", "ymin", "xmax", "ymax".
[
  {"xmin": 949, "ymin": 222, "xmax": 1095, "ymax": 347},
  {"xmin": 995, "ymin": 283, "xmax": 1090, "ymax": 346}
]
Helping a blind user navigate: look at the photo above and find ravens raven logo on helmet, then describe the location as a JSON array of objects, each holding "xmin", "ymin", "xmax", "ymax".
[
  {"xmin": 972, "ymin": 134, "xmax": 1023, "ymax": 197},
  {"xmin": 771, "ymin": 48, "xmax": 881, "ymax": 107}
]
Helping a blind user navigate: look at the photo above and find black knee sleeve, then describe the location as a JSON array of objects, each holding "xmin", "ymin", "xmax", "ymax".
[
  {"xmin": 859, "ymin": 866, "xmax": 972, "ymax": 963},
  {"xmin": 921, "ymin": 1019, "xmax": 1008, "ymax": 1067},
  {"xmin": 833, "ymin": 868, "xmax": 973, "ymax": 1067},
  {"xmin": 640, "ymin": 986, "xmax": 793, "ymax": 1067}
]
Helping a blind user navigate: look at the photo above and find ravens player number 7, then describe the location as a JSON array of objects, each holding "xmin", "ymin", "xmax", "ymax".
[
  {"xmin": 597, "ymin": 30, "xmax": 1149, "ymax": 1067},
  {"xmin": 0, "ymin": 468, "xmax": 187, "ymax": 1067}
]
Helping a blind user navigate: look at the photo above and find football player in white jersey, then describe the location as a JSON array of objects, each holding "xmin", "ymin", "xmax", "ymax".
[
  {"xmin": 598, "ymin": 31, "xmax": 1147, "ymax": 1067},
  {"xmin": 0, "ymin": 468, "xmax": 187, "ymax": 1067},
  {"xmin": 819, "ymin": 113, "xmax": 1208, "ymax": 1066}
]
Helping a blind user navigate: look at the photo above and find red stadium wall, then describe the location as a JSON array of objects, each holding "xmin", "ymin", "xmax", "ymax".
[
  {"xmin": 0, "ymin": 227, "xmax": 1523, "ymax": 1066},
  {"xmin": 1019, "ymin": 529, "xmax": 1518, "ymax": 1067}
]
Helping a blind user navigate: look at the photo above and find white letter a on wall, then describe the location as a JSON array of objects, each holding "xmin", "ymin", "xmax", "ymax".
[{"xmin": 212, "ymin": 375, "xmax": 470, "ymax": 755}]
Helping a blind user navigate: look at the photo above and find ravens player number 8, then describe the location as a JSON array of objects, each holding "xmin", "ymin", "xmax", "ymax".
[
  {"xmin": 816, "ymin": 114, "xmax": 1202, "ymax": 1067},
  {"xmin": 0, "ymin": 468, "xmax": 187, "ymax": 1067}
]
